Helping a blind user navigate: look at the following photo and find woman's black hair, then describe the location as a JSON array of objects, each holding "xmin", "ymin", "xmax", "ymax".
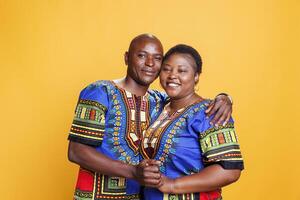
[{"xmin": 163, "ymin": 44, "xmax": 202, "ymax": 74}]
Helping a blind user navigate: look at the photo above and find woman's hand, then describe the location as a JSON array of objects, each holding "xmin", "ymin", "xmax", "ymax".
[
  {"xmin": 158, "ymin": 175, "xmax": 175, "ymax": 194},
  {"xmin": 133, "ymin": 159, "xmax": 162, "ymax": 187}
]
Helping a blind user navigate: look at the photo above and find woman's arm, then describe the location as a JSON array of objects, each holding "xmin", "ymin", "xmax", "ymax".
[{"xmin": 159, "ymin": 164, "xmax": 241, "ymax": 194}]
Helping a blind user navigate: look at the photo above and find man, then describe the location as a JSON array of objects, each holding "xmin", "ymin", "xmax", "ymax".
[{"xmin": 68, "ymin": 34, "xmax": 233, "ymax": 200}]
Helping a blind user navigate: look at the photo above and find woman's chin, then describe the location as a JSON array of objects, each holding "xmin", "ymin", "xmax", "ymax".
[{"xmin": 165, "ymin": 93, "xmax": 180, "ymax": 100}]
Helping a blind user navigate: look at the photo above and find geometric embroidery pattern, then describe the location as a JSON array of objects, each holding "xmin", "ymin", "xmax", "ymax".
[
  {"xmin": 74, "ymin": 189, "xmax": 93, "ymax": 199},
  {"xmin": 141, "ymin": 101, "xmax": 207, "ymax": 172},
  {"xmin": 94, "ymin": 174, "xmax": 140, "ymax": 200},
  {"xmin": 105, "ymin": 81, "xmax": 152, "ymax": 164},
  {"xmin": 163, "ymin": 193, "xmax": 200, "ymax": 200},
  {"xmin": 163, "ymin": 190, "xmax": 222, "ymax": 200},
  {"xmin": 141, "ymin": 106, "xmax": 187, "ymax": 160},
  {"xmin": 200, "ymin": 123, "xmax": 243, "ymax": 165},
  {"xmin": 69, "ymin": 99, "xmax": 107, "ymax": 146},
  {"xmin": 122, "ymin": 91, "xmax": 150, "ymax": 155}
]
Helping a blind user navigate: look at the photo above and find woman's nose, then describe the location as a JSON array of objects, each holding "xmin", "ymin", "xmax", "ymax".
[{"xmin": 168, "ymin": 71, "xmax": 178, "ymax": 79}]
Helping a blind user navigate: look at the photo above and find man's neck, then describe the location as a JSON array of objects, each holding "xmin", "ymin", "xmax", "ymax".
[{"xmin": 114, "ymin": 77, "xmax": 149, "ymax": 96}]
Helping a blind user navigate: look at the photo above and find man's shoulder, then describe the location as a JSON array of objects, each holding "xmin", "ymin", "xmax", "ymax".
[
  {"xmin": 85, "ymin": 80, "xmax": 113, "ymax": 90},
  {"xmin": 78, "ymin": 80, "xmax": 116, "ymax": 101}
]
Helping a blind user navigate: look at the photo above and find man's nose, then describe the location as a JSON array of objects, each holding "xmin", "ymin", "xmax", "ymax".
[{"xmin": 145, "ymin": 56, "xmax": 154, "ymax": 67}]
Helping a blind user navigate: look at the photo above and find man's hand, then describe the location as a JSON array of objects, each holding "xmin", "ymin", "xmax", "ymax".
[
  {"xmin": 133, "ymin": 159, "xmax": 162, "ymax": 187},
  {"xmin": 205, "ymin": 94, "xmax": 232, "ymax": 126}
]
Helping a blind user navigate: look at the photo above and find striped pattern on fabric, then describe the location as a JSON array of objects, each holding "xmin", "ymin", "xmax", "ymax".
[
  {"xmin": 200, "ymin": 123, "xmax": 243, "ymax": 169},
  {"xmin": 69, "ymin": 99, "xmax": 107, "ymax": 146}
]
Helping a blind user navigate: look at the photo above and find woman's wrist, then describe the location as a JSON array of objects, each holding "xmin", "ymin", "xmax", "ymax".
[{"xmin": 170, "ymin": 178, "xmax": 178, "ymax": 194}]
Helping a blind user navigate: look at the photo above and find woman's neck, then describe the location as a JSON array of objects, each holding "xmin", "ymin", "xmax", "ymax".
[{"xmin": 169, "ymin": 93, "xmax": 202, "ymax": 114}]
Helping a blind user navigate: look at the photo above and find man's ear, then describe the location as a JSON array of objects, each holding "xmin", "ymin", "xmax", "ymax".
[{"xmin": 124, "ymin": 51, "xmax": 129, "ymax": 65}]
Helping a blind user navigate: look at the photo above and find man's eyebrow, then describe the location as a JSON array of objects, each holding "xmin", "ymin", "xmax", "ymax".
[{"xmin": 137, "ymin": 51, "xmax": 162, "ymax": 56}]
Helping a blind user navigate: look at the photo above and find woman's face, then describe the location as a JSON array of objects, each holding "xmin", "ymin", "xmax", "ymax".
[{"xmin": 160, "ymin": 53, "xmax": 199, "ymax": 100}]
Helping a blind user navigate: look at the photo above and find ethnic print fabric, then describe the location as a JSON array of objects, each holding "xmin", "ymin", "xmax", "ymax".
[
  {"xmin": 68, "ymin": 80, "xmax": 166, "ymax": 200},
  {"xmin": 141, "ymin": 100, "xmax": 243, "ymax": 200}
]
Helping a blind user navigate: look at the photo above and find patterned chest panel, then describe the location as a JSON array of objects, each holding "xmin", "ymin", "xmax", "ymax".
[
  {"xmin": 102, "ymin": 81, "xmax": 161, "ymax": 165},
  {"xmin": 141, "ymin": 102, "xmax": 207, "ymax": 172},
  {"xmin": 121, "ymin": 90, "xmax": 150, "ymax": 155}
]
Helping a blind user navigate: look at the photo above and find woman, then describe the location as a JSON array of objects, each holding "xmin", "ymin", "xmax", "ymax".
[{"xmin": 140, "ymin": 44, "xmax": 244, "ymax": 199}]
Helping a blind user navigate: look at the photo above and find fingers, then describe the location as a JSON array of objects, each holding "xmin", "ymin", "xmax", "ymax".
[
  {"xmin": 205, "ymin": 100, "xmax": 215, "ymax": 116},
  {"xmin": 142, "ymin": 170, "xmax": 161, "ymax": 179},
  {"xmin": 210, "ymin": 105, "xmax": 224, "ymax": 126},
  {"xmin": 138, "ymin": 159, "xmax": 149, "ymax": 167},
  {"xmin": 215, "ymin": 107, "xmax": 230, "ymax": 126},
  {"xmin": 139, "ymin": 159, "xmax": 160, "ymax": 172},
  {"xmin": 223, "ymin": 110, "xmax": 232, "ymax": 126},
  {"xmin": 135, "ymin": 159, "xmax": 164, "ymax": 187},
  {"xmin": 143, "ymin": 177, "xmax": 163, "ymax": 188},
  {"xmin": 140, "ymin": 165, "xmax": 162, "ymax": 187},
  {"xmin": 136, "ymin": 159, "xmax": 162, "ymax": 184},
  {"xmin": 207, "ymin": 94, "xmax": 233, "ymax": 126},
  {"xmin": 206, "ymin": 101, "xmax": 220, "ymax": 119},
  {"xmin": 142, "ymin": 165, "xmax": 161, "ymax": 174},
  {"xmin": 145, "ymin": 159, "xmax": 161, "ymax": 166}
]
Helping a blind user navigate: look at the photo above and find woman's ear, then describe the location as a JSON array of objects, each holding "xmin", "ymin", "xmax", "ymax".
[{"xmin": 194, "ymin": 73, "xmax": 199, "ymax": 84}]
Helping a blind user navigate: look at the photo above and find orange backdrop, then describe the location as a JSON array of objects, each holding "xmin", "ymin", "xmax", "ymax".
[{"xmin": 0, "ymin": 1, "xmax": 299, "ymax": 199}]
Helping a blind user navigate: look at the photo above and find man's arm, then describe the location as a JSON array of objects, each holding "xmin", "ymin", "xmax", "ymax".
[
  {"xmin": 68, "ymin": 141, "xmax": 136, "ymax": 178},
  {"xmin": 68, "ymin": 142, "xmax": 162, "ymax": 186}
]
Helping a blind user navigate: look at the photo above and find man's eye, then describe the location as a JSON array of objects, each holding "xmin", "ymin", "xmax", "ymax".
[
  {"xmin": 155, "ymin": 56, "xmax": 162, "ymax": 61},
  {"xmin": 138, "ymin": 54, "xmax": 145, "ymax": 58},
  {"xmin": 162, "ymin": 67, "xmax": 171, "ymax": 71}
]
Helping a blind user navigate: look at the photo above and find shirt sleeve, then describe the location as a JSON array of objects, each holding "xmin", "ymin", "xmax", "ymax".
[
  {"xmin": 192, "ymin": 113, "xmax": 244, "ymax": 170},
  {"xmin": 68, "ymin": 81, "xmax": 109, "ymax": 147}
]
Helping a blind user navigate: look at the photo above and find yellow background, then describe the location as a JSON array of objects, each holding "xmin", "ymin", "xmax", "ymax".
[{"xmin": 0, "ymin": 0, "xmax": 299, "ymax": 199}]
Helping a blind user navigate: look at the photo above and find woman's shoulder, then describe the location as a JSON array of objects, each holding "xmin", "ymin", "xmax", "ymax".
[{"xmin": 189, "ymin": 98, "xmax": 211, "ymax": 114}]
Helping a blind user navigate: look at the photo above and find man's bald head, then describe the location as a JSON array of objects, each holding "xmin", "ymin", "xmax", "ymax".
[{"xmin": 128, "ymin": 34, "xmax": 163, "ymax": 54}]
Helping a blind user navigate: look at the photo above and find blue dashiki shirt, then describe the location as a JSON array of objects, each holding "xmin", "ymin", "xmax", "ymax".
[
  {"xmin": 141, "ymin": 100, "xmax": 244, "ymax": 200},
  {"xmin": 68, "ymin": 80, "xmax": 167, "ymax": 200}
]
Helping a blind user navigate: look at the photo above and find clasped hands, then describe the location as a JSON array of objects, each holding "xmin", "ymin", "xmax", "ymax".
[{"xmin": 133, "ymin": 159, "xmax": 174, "ymax": 194}]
